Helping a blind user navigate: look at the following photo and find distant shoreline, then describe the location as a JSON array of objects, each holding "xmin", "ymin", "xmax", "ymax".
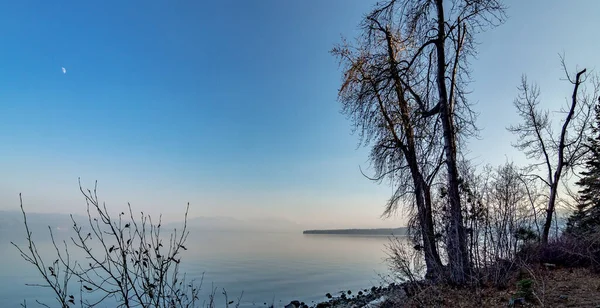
[{"xmin": 302, "ymin": 228, "xmax": 408, "ymax": 236}]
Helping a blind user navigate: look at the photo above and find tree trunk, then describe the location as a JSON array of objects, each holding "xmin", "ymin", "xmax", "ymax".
[
  {"xmin": 540, "ymin": 68, "xmax": 586, "ymax": 244},
  {"xmin": 541, "ymin": 182, "xmax": 559, "ymax": 244},
  {"xmin": 421, "ymin": 182, "xmax": 444, "ymax": 279},
  {"xmin": 411, "ymin": 168, "xmax": 443, "ymax": 280},
  {"xmin": 378, "ymin": 22, "xmax": 444, "ymax": 280},
  {"xmin": 434, "ymin": 0, "xmax": 469, "ymax": 284}
]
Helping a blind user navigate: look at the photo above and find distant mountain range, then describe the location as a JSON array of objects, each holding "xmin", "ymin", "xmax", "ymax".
[
  {"xmin": 1, "ymin": 210, "xmax": 409, "ymax": 237},
  {"xmin": 0, "ymin": 210, "xmax": 83, "ymax": 241},
  {"xmin": 0, "ymin": 211, "xmax": 304, "ymax": 237},
  {"xmin": 303, "ymin": 227, "xmax": 408, "ymax": 236}
]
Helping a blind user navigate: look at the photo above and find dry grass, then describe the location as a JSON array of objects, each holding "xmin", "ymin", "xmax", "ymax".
[{"xmin": 393, "ymin": 267, "xmax": 600, "ymax": 307}]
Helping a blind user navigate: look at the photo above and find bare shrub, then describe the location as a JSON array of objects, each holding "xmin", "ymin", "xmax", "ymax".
[
  {"xmin": 385, "ymin": 236, "xmax": 427, "ymax": 296},
  {"xmin": 518, "ymin": 232, "xmax": 600, "ymax": 270},
  {"xmin": 10, "ymin": 181, "xmax": 227, "ymax": 308},
  {"xmin": 447, "ymin": 161, "xmax": 541, "ymax": 286}
]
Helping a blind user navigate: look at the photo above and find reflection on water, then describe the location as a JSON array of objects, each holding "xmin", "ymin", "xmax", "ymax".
[{"xmin": 1, "ymin": 230, "xmax": 407, "ymax": 307}]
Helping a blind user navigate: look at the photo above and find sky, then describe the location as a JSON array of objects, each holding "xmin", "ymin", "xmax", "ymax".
[{"xmin": 0, "ymin": 0, "xmax": 599, "ymax": 229}]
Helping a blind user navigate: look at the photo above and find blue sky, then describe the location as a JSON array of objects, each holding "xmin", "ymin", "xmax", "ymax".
[{"xmin": 1, "ymin": 0, "xmax": 599, "ymax": 228}]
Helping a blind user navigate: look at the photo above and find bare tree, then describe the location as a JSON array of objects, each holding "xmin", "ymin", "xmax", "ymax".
[
  {"xmin": 334, "ymin": 0, "xmax": 505, "ymax": 284},
  {"xmin": 428, "ymin": 0, "xmax": 506, "ymax": 284},
  {"xmin": 508, "ymin": 59, "xmax": 598, "ymax": 244},
  {"xmin": 332, "ymin": 16, "xmax": 445, "ymax": 280},
  {"xmin": 10, "ymin": 180, "xmax": 219, "ymax": 308}
]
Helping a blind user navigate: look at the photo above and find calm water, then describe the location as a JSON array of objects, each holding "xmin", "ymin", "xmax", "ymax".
[{"xmin": 1, "ymin": 230, "xmax": 404, "ymax": 307}]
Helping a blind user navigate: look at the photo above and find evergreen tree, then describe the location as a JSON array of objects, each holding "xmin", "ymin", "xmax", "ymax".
[{"xmin": 568, "ymin": 98, "xmax": 600, "ymax": 235}]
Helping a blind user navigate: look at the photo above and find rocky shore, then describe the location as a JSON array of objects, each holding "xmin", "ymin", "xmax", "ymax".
[
  {"xmin": 280, "ymin": 283, "xmax": 408, "ymax": 308},
  {"xmin": 279, "ymin": 267, "xmax": 600, "ymax": 308}
]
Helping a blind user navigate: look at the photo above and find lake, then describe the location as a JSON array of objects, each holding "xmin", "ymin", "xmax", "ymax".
[{"xmin": 1, "ymin": 230, "xmax": 406, "ymax": 307}]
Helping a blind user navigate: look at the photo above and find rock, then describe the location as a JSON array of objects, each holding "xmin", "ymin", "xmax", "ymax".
[
  {"xmin": 326, "ymin": 293, "xmax": 332, "ymax": 299},
  {"xmin": 347, "ymin": 290, "xmax": 352, "ymax": 295},
  {"xmin": 508, "ymin": 297, "xmax": 525, "ymax": 306},
  {"xmin": 283, "ymin": 300, "xmax": 303, "ymax": 308},
  {"xmin": 543, "ymin": 263, "xmax": 556, "ymax": 270},
  {"xmin": 363, "ymin": 295, "xmax": 387, "ymax": 308},
  {"xmin": 316, "ymin": 303, "xmax": 331, "ymax": 308}
]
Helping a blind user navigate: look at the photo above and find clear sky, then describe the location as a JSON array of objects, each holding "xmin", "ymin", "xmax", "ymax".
[{"xmin": 1, "ymin": 0, "xmax": 599, "ymax": 229}]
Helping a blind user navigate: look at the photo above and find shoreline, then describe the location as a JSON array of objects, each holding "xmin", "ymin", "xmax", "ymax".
[{"xmin": 277, "ymin": 282, "xmax": 407, "ymax": 308}]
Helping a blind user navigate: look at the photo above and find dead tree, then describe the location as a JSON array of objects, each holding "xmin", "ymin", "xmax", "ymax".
[{"xmin": 508, "ymin": 59, "xmax": 598, "ymax": 244}]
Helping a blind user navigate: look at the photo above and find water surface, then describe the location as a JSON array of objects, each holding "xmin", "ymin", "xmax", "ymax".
[{"xmin": 1, "ymin": 230, "xmax": 404, "ymax": 307}]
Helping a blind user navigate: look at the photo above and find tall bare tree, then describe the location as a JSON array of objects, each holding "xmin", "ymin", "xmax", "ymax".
[
  {"xmin": 332, "ymin": 15, "xmax": 445, "ymax": 280},
  {"xmin": 428, "ymin": 0, "xmax": 506, "ymax": 284},
  {"xmin": 334, "ymin": 0, "xmax": 505, "ymax": 284},
  {"xmin": 508, "ymin": 60, "xmax": 598, "ymax": 244}
]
